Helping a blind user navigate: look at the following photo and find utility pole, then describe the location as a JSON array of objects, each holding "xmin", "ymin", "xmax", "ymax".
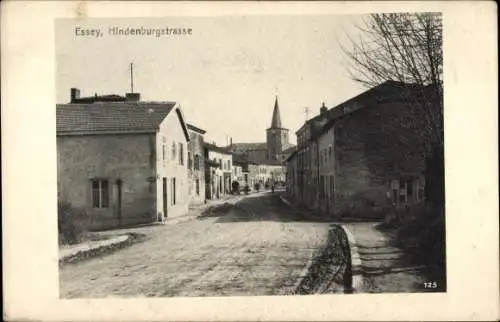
[{"xmin": 130, "ymin": 63, "xmax": 134, "ymax": 93}]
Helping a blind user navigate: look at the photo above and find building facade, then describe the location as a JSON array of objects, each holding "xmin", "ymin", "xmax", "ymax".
[
  {"xmin": 204, "ymin": 143, "xmax": 233, "ymax": 199},
  {"xmin": 187, "ymin": 123, "xmax": 206, "ymax": 205},
  {"xmin": 285, "ymin": 150, "xmax": 298, "ymax": 197},
  {"xmin": 57, "ymin": 90, "xmax": 191, "ymax": 230},
  {"xmin": 288, "ymin": 81, "xmax": 434, "ymax": 218}
]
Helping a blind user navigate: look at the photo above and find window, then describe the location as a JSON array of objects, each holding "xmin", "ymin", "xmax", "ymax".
[
  {"xmin": 188, "ymin": 152, "xmax": 192, "ymax": 169},
  {"xmin": 171, "ymin": 142, "xmax": 177, "ymax": 160},
  {"xmin": 179, "ymin": 143, "xmax": 184, "ymax": 165},
  {"xmin": 194, "ymin": 154, "xmax": 200, "ymax": 170},
  {"xmin": 328, "ymin": 145, "xmax": 332, "ymax": 158},
  {"xmin": 196, "ymin": 179, "xmax": 200, "ymax": 195},
  {"xmin": 227, "ymin": 160, "xmax": 231, "ymax": 169},
  {"xmin": 162, "ymin": 137, "xmax": 167, "ymax": 161},
  {"xmin": 391, "ymin": 177, "xmax": 424, "ymax": 204},
  {"xmin": 390, "ymin": 180, "xmax": 400, "ymax": 204},
  {"xmin": 91, "ymin": 179, "xmax": 109, "ymax": 208}
]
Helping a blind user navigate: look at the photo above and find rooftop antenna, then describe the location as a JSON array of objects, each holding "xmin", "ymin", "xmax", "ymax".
[
  {"xmin": 304, "ymin": 107, "xmax": 310, "ymax": 121},
  {"xmin": 129, "ymin": 63, "xmax": 134, "ymax": 93}
]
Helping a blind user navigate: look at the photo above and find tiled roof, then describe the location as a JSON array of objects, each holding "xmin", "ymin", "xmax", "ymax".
[
  {"xmin": 313, "ymin": 81, "xmax": 433, "ymax": 139},
  {"xmin": 297, "ymin": 80, "xmax": 416, "ymax": 136},
  {"xmin": 204, "ymin": 142, "xmax": 232, "ymax": 154},
  {"xmin": 56, "ymin": 102, "xmax": 176, "ymax": 135},
  {"xmin": 229, "ymin": 142, "xmax": 267, "ymax": 151},
  {"xmin": 286, "ymin": 150, "xmax": 297, "ymax": 161},
  {"xmin": 282, "ymin": 145, "xmax": 297, "ymax": 154}
]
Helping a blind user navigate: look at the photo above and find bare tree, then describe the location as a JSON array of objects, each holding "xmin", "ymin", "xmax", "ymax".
[{"xmin": 342, "ymin": 13, "xmax": 443, "ymax": 154}]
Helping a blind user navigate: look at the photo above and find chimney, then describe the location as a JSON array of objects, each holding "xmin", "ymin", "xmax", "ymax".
[
  {"xmin": 126, "ymin": 93, "xmax": 141, "ymax": 102},
  {"xmin": 70, "ymin": 88, "xmax": 80, "ymax": 103},
  {"xmin": 230, "ymin": 137, "xmax": 233, "ymax": 146},
  {"xmin": 320, "ymin": 102, "xmax": 327, "ymax": 116}
]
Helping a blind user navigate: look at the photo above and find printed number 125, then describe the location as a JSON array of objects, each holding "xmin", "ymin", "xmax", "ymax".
[{"xmin": 424, "ymin": 281, "xmax": 438, "ymax": 289}]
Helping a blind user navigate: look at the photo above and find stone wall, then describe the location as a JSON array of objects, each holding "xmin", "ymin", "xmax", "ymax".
[
  {"xmin": 333, "ymin": 101, "xmax": 426, "ymax": 217},
  {"xmin": 57, "ymin": 133, "xmax": 157, "ymax": 230},
  {"xmin": 187, "ymin": 130, "xmax": 206, "ymax": 205}
]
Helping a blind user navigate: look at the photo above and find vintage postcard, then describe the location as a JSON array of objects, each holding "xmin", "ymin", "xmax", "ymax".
[{"xmin": 2, "ymin": 1, "xmax": 499, "ymax": 321}]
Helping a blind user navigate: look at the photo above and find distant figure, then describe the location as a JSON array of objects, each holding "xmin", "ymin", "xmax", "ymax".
[
  {"xmin": 271, "ymin": 184, "xmax": 275, "ymax": 193},
  {"xmin": 232, "ymin": 181, "xmax": 240, "ymax": 195}
]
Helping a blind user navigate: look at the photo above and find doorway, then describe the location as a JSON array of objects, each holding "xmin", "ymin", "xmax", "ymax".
[
  {"xmin": 116, "ymin": 179, "xmax": 123, "ymax": 225},
  {"xmin": 162, "ymin": 177, "xmax": 168, "ymax": 219}
]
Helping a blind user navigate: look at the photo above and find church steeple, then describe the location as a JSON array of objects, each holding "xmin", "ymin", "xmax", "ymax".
[{"xmin": 270, "ymin": 96, "xmax": 282, "ymax": 129}]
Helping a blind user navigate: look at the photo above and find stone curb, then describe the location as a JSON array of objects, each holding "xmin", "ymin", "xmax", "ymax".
[
  {"xmin": 278, "ymin": 195, "xmax": 363, "ymax": 294},
  {"xmin": 279, "ymin": 195, "xmax": 293, "ymax": 207},
  {"xmin": 59, "ymin": 234, "xmax": 134, "ymax": 264},
  {"xmin": 278, "ymin": 194, "xmax": 318, "ymax": 295},
  {"xmin": 339, "ymin": 225, "xmax": 365, "ymax": 293}
]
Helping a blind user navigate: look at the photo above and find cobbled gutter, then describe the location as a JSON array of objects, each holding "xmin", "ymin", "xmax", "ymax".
[
  {"xmin": 59, "ymin": 233, "xmax": 147, "ymax": 266},
  {"xmin": 292, "ymin": 224, "xmax": 353, "ymax": 294}
]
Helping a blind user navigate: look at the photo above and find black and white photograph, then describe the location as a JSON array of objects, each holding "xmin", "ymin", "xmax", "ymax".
[
  {"xmin": 2, "ymin": 1, "xmax": 498, "ymax": 321},
  {"xmin": 56, "ymin": 13, "xmax": 446, "ymax": 297}
]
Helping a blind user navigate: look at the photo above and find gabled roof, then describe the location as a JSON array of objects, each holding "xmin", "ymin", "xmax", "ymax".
[
  {"xmin": 229, "ymin": 142, "xmax": 267, "ymax": 152},
  {"xmin": 282, "ymin": 145, "xmax": 297, "ymax": 154},
  {"xmin": 285, "ymin": 149, "xmax": 298, "ymax": 161},
  {"xmin": 312, "ymin": 81, "xmax": 431, "ymax": 140},
  {"xmin": 204, "ymin": 142, "xmax": 232, "ymax": 155},
  {"xmin": 187, "ymin": 123, "xmax": 206, "ymax": 134},
  {"xmin": 296, "ymin": 80, "xmax": 416, "ymax": 136},
  {"xmin": 71, "ymin": 94, "xmax": 127, "ymax": 104},
  {"xmin": 56, "ymin": 102, "xmax": 176, "ymax": 135}
]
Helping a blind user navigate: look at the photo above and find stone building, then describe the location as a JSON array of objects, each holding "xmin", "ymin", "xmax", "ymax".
[
  {"xmin": 295, "ymin": 102, "xmax": 332, "ymax": 206},
  {"xmin": 288, "ymin": 81, "xmax": 435, "ymax": 218},
  {"xmin": 57, "ymin": 89, "xmax": 191, "ymax": 230},
  {"xmin": 187, "ymin": 123, "xmax": 206, "ymax": 205},
  {"xmin": 285, "ymin": 150, "xmax": 298, "ymax": 197},
  {"xmin": 228, "ymin": 96, "xmax": 295, "ymax": 165}
]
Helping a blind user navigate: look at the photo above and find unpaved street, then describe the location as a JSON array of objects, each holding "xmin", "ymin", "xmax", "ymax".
[{"xmin": 60, "ymin": 193, "xmax": 332, "ymax": 298}]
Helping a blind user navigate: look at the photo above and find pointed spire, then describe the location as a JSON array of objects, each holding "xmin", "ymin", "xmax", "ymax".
[{"xmin": 271, "ymin": 96, "xmax": 282, "ymax": 129}]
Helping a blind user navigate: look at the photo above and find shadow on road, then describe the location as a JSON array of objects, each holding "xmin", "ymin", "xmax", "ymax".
[{"xmin": 197, "ymin": 193, "xmax": 381, "ymax": 224}]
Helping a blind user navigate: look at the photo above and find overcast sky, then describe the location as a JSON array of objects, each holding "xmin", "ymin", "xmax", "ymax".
[{"xmin": 56, "ymin": 16, "xmax": 368, "ymax": 145}]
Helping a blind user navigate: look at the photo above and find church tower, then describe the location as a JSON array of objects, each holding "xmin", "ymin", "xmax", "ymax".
[{"xmin": 266, "ymin": 96, "xmax": 290, "ymax": 162}]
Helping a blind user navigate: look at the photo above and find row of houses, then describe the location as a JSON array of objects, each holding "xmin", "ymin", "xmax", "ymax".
[
  {"xmin": 286, "ymin": 80, "xmax": 440, "ymax": 218},
  {"xmin": 57, "ymin": 88, "xmax": 286, "ymax": 230}
]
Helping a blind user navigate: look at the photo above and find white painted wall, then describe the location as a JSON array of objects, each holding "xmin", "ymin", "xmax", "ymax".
[{"xmin": 156, "ymin": 107, "xmax": 189, "ymax": 219}]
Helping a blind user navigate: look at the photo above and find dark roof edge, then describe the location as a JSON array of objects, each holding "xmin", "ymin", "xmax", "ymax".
[
  {"xmin": 187, "ymin": 123, "xmax": 207, "ymax": 134},
  {"xmin": 311, "ymin": 82, "xmax": 431, "ymax": 141},
  {"xmin": 57, "ymin": 129, "xmax": 156, "ymax": 136},
  {"xmin": 286, "ymin": 150, "xmax": 298, "ymax": 161}
]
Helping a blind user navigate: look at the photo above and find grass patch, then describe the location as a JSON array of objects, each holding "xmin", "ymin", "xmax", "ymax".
[
  {"xmin": 58, "ymin": 201, "xmax": 91, "ymax": 245},
  {"xmin": 378, "ymin": 203, "xmax": 446, "ymax": 292}
]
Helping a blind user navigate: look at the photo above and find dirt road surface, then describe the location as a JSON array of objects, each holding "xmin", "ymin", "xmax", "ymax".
[{"xmin": 60, "ymin": 193, "xmax": 331, "ymax": 298}]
